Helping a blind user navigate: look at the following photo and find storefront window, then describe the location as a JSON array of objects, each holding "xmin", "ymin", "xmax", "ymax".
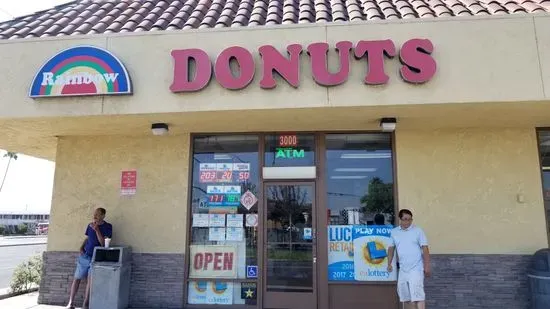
[
  {"xmin": 325, "ymin": 133, "xmax": 395, "ymax": 282},
  {"xmin": 537, "ymin": 131, "xmax": 550, "ymax": 240},
  {"xmin": 264, "ymin": 134, "xmax": 315, "ymax": 167},
  {"xmin": 188, "ymin": 135, "xmax": 259, "ymax": 305}
]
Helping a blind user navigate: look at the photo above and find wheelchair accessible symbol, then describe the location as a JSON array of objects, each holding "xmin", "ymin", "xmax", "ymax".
[{"xmin": 246, "ymin": 265, "xmax": 258, "ymax": 279}]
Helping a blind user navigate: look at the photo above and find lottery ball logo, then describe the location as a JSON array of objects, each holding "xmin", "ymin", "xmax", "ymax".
[
  {"xmin": 212, "ymin": 282, "xmax": 228, "ymax": 295},
  {"xmin": 194, "ymin": 281, "xmax": 207, "ymax": 292},
  {"xmin": 362, "ymin": 240, "xmax": 387, "ymax": 265}
]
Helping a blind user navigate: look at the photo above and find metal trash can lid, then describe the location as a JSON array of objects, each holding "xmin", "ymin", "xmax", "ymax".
[{"xmin": 529, "ymin": 248, "xmax": 550, "ymax": 277}]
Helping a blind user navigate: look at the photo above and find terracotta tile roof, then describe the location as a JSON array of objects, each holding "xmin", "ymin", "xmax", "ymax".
[{"xmin": 0, "ymin": 0, "xmax": 549, "ymax": 40}]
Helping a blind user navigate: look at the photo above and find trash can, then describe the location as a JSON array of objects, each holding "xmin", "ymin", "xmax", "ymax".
[
  {"xmin": 89, "ymin": 246, "xmax": 132, "ymax": 309},
  {"xmin": 528, "ymin": 248, "xmax": 550, "ymax": 309}
]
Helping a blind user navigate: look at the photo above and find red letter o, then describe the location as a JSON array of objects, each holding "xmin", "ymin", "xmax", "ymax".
[
  {"xmin": 193, "ymin": 253, "xmax": 204, "ymax": 270},
  {"xmin": 215, "ymin": 46, "xmax": 255, "ymax": 90}
]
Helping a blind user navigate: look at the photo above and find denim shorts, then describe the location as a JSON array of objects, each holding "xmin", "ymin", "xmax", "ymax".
[{"xmin": 74, "ymin": 254, "xmax": 92, "ymax": 280}]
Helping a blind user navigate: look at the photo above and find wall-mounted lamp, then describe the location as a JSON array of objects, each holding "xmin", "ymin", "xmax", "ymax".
[
  {"xmin": 151, "ymin": 123, "xmax": 169, "ymax": 136},
  {"xmin": 379, "ymin": 118, "xmax": 397, "ymax": 132}
]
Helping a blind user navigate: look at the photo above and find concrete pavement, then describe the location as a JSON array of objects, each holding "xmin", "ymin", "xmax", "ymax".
[
  {"xmin": 0, "ymin": 291, "xmax": 62, "ymax": 309},
  {"xmin": 0, "ymin": 291, "xmax": 176, "ymax": 309},
  {"xmin": 0, "ymin": 236, "xmax": 48, "ymax": 247}
]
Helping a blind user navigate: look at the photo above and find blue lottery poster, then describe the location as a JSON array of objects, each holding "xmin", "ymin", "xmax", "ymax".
[
  {"xmin": 327, "ymin": 225, "xmax": 354, "ymax": 281},
  {"xmin": 328, "ymin": 225, "xmax": 397, "ymax": 281}
]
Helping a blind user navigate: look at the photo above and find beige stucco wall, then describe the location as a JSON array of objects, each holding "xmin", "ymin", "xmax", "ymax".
[
  {"xmin": 396, "ymin": 128, "xmax": 548, "ymax": 254},
  {"xmin": 46, "ymin": 126, "xmax": 548, "ymax": 255},
  {"xmin": 4, "ymin": 15, "xmax": 550, "ymax": 160},
  {"xmin": 2, "ymin": 14, "xmax": 549, "ymax": 255},
  {"xmin": 1, "ymin": 14, "xmax": 549, "ymax": 118},
  {"xmin": 47, "ymin": 134, "xmax": 190, "ymax": 253}
]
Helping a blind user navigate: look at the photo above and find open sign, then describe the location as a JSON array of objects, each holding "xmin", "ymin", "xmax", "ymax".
[{"xmin": 189, "ymin": 245, "xmax": 238, "ymax": 279}]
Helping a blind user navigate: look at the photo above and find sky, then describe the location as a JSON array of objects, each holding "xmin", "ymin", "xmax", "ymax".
[
  {"xmin": 0, "ymin": 1, "xmax": 70, "ymax": 22},
  {"xmin": 0, "ymin": 1, "xmax": 69, "ymax": 213}
]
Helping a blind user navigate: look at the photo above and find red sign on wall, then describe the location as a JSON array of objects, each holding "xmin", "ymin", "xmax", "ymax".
[{"xmin": 121, "ymin": 170, "xmax": 137, "ymax": 196}]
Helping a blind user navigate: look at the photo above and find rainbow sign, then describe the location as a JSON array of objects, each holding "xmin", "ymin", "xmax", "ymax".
[{"xmin": 29, "ymin": 46, "xmax": 132, "ymax": 98}]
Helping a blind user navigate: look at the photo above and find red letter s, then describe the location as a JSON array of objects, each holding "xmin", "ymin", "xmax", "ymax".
[{"xmin": 399, "ymin": 39, "xmax": 436, "ymax": 84}]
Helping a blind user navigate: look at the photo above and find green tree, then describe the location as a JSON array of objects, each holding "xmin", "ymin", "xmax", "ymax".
[
  {"xmin": 0, "ymin": 151, "xmax": 18, "ymax": 192},
  {"xmin": 360, "ymin": 177, "xmax": 394, "ymax": 218},
  {"xmin": 16, "ymin": 223, "xmax": 28, "ymax": 235}
]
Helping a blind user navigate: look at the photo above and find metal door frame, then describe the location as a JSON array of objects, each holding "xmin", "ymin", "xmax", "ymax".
[{"xmin": 262, "ymin": 181, "xmax": 317, "ymax": 309}]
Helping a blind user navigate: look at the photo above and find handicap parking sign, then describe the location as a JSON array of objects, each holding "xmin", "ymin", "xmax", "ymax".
[{"xmin": 246, "ymin": 265, "xmax": 258, "ymax": 279}]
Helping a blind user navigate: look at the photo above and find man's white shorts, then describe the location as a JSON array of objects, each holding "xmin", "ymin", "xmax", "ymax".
[{"xmin": 397, "ymin": 269, "xmax": 425, "ymax": 302}]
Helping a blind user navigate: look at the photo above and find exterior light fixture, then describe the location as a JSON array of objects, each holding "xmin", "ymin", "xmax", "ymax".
[
  {"xmin": 379, "ymin": 118, "xmax": 397, "ymax": 132},
  {"xmin": 151, "ymin": 123, "xmax": 169, "ymax": 136}
]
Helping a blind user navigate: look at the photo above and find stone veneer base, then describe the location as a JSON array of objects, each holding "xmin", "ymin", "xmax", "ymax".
[
  {"xmin": 38, "ymin": 252, "xmax": 530, "ymax": 309},
  {"xmin": 38, "ymin": 251, "xmax": 184, "ymax": 309},
  {"xmin": 426, "ymin": 254, "xmax": 531, "ymax": 309}
]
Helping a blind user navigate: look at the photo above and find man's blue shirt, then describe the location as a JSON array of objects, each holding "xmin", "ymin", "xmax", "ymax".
[{"xmin": 83, "ymin": 221, "xmax": 112, "ymax": 257}]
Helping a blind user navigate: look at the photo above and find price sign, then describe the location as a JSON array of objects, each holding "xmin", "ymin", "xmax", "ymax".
[
  {"xmin": 237, "ymin": 172, "xmax": 250, "ymax": 181},
  {"xmin": 208, "ymin": 194, "xmax": 241, "ymax": 206},
  {"xmin": 200, "ymin": 171, "xmax": 217, "ymax": 183},
  {"xmin": 220, "ymin": 171, "xmax": 233, "ymax": 182}
]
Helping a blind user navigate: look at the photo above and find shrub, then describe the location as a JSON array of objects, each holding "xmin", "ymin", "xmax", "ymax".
[
  {"xmin": 10, "ymin": 254, "xmax": 43, "ymax": 293},
  {"xmin": 16, "ymin": 223, "xmax": 28, "ymax": 235}
]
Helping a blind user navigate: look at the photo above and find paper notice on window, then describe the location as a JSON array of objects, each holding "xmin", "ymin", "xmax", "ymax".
[
  {"xmin": 245, "ymin": 214, "xmax": 258, "ymax": 227},
  {"xmin": 209, "ymin": 214, "xmax": 225, "ymax": 227},
  {"xmin": 226, "ymin": 214, "xmax": 243, "ymax": 228},
  {"xmin": 209, "ymin": 228, "xmax": 226, "ymax": 241},
  {"xmin": 192, "ymin": 214, "xmax": 209, "ymax": 227},
  {"xmin": 226, "ymin": 227, "xmax": 244, "ymax": 241}
]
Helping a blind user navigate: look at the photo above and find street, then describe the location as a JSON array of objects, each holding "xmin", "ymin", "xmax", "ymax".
[
  {"xmin": 0, "ymin": 237, "xmax": 47, "ymax": 291},
  {"xmin": 0, "ymin": 236, "xmax": 48, "ymax": 247}
]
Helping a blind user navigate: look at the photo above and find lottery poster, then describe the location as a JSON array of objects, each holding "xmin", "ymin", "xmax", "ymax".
[{"xmin": 328, "ymin": 225, "xmax": 397, "ymax": 282}]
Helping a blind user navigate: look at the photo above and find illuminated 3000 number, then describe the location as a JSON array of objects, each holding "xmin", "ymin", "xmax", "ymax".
[{"xmin": 278, "ymin": 135, "xmax": 298, "ymax": 147}]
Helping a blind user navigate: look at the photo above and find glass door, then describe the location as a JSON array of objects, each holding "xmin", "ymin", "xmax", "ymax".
[{"xmin": 263, "ymin": 183, "xmax": 317, "ymax": 309}]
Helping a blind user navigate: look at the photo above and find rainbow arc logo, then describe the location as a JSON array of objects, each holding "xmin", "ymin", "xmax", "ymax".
[{"xmin": 29, "ymin": 45, "xmax": 132, "ymax": 98}]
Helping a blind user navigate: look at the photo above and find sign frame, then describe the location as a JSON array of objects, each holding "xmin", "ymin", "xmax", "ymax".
[{"xmin": 29, "ymin": 45, "xmax": 133, "ymax": 98}]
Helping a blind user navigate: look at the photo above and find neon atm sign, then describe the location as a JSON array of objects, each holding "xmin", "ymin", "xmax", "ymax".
[
  {"xmin": 275, "ymin": 134, "xmax": 305, "ymax": 159},
  {"xmin": 170, "ymin": 39, "xmax": 436, "ymax": 92}
]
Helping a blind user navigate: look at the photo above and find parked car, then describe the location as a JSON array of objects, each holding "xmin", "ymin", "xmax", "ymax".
[{"xmin": 35, "ymin": 222, "xmax": 49, "ymax": 235}]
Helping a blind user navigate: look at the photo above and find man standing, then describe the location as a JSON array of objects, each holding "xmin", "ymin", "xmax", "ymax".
[
  {"xmin": 387, "ymin": 209, "xmax": 431, "ymax": 309},
  {"xmin": 66, "ymin": 207, "xmax": 113, "ymax": 309}
]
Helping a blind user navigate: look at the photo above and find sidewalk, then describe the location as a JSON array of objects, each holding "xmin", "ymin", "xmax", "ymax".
[
  {"xmin": 0, "ymin": 291, "xmax": 174, "ymax": 309},
  {"xmin": 0, "ymin": 291, "xmax": 62, "ymax": 309}
]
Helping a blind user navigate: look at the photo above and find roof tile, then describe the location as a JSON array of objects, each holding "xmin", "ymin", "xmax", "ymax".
[
  {"xmin": 523, "ymin": 2, "xmax": 547, "ymax": 11},
  {"xmin": 0, "ymin": 0, "xmax": 547, "ymax": 40}
]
